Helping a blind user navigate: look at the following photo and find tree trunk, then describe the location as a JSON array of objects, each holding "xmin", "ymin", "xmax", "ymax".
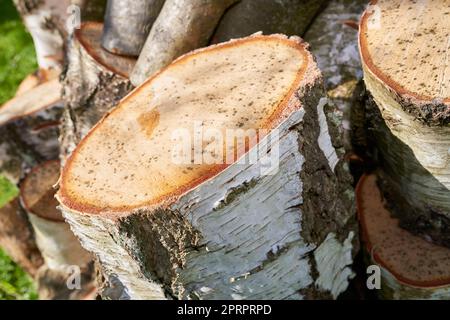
[
  {"xmin": 130, "ymin": 0, "xmax": 239, "ymax": 86},
  {"xmin": 211, "ymin": 0, "xmax": 328, "ymax": 44},
  {"xmin": 359, "ymin": 0, "xmax": 450, "ymax": 247},
  {"xmin": 57, "ymin": 34, "xmax": 356, "ymax": 300},
  {"xmin": 101, "ymin": 0, "xmax": 165, "ymax": 56},
  {"xmin": 356, "ymin": 174, "xmax": 450, "ymax": 299},
  {"xmin": 60, "ymin": 22, "xmax": 135, "ymax": 161}
]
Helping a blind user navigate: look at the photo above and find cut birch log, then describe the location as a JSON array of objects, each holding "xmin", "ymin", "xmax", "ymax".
[
  {"xmin": 357, "ymin": 174, "xmax": 450, "ymax": 300},
  {"xmin": 20, "ymin": 160, "xmax": 92, "ymax": 270},
  {"xmin": 211, "ymin": 0, "xmax": 328, "ymax": 44},
  {"xmin": 20, "ymin": 160, "xmax": 95, "ymax": 299},
  {"xmin": 101, "ymin": 0, "xmax": 165, "ymax": 56},
  {"xmin": 57, "ymin": 34, "xmax": 356, "ymax": 300},
  {"xmin": 0, "ymin": 79, "xmax": 63, "ymax": 164},
  {"xmin": 60, "ymin": 22, "xmax": 135, "ymax": 161},
  {"xmin": 359, "ymin": 0, "xmax": 450, "ymax": 246},
  {"xmin": 13, "ymin": 0, "xmax": 71, "ymax": 70},
  {"xmin": 0, "ymin": 197, "xmax": 44, "ymax": 278},
  {"xmin": 130, "ymin": 0, "xmax": 239, "ymax": 86}
]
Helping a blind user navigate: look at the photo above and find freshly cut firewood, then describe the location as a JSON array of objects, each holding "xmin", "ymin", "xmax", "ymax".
[
  {"xmin": 211, "ymin": 0, "xmax": 328, "ymax": 44},
  {"xmin": 130, "ymin": 0, "xmax": 239, "ymax": 86},
  {"xmin": 61, "ymin": 22, "xmax": 135, "ymax": 160},
  {"xmin": 0, "ymin": 79, "xmax": 63, "ymax": 163},
  {"xmin": 101, "ymin": 0, "xmax": 165, "ymax": 56},
  {"xmin": 57, "ymin": 34, "xmax": 356, "ymax": 300},
  {"xmin": 357, "ymin": 174, "xmax": 450, "ymax": 299},
  {"xmin": 0, "ymin": 197, "xmax": 44, "ymax": 278},
  {"xmin": 20, "ymin": 160, "xmax": 95, "ymax": 299},
  {"xmin": 359, "ymin": 0, "xmax": 450, "ymax": 246},
  {"xmin": 21, "ymin": 160, "xmax": 92, "ymax": 269}
]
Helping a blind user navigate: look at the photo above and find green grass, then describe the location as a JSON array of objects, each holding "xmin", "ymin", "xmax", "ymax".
[
  {"xmin": 0, "ymin": 0, "xmax": 37, "ymax": 105},
  {"xmin": 0, "ymin": 0, "xmax": 39, "ymax": 300},
  {"xmin": 0, "ymin": 176, "xmax": 19, "ymax": 208}
]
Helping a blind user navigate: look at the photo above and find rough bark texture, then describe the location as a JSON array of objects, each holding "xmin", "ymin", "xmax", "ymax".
[
  {"xmin": 60, "ymin": 22, "xmax": 135, "ymax": 161},
  {"xmin": 304, "ymin": 0, "xmax": 367, "ymax": 157},
  {"xmin": 359, "ymin": 0, "xmax": 450, "ymax": 247},
  {"xmin": 101, "ymin": 0, "xmax": 165, "ymax": 56},
  {"xmin": 0, "ymin": 198, "xmax": 44, "ymax": 278},
  {"xmin": 58, "ymin": 35, "xmax": 357, "ymax": 300},
  {"xmin": 13, "ymin": 0, "xmax": 71, "ymax": 70},
  {"xmin": 212, "ymin": 0, "xmax": 328, "ymax": 44},
  {"xmin": 130, "ymin": 0, "xmax": 239, "ymax": 86}
]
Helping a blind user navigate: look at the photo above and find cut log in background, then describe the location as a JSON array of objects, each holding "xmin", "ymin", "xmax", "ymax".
[
  {"xmin": 357, "ymin": 174, "xmax": 450, "ymax": 299},
  {"xmin": 57, "ymin": 34, "xmax": 356, "ymax": 300},
  {"xmin": 20, "ymin": 160, "xmax": 95, "ymax": 299},
  {"xmin": 359, "ymin": 0, "xmax": 450, "ymax": 247},
  {"xmin": 211, "ymin": 0, "xmax": 328, "ymax": 44}
]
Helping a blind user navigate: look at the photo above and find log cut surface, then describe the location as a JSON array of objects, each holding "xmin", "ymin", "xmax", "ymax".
[
  {"xmin": 20, "ymin": 160, "xmax": 63, "ymax": 222},
  {"xmin": 359, "ymin": 0, "xmax": 450, "ymax": 123},
  {"xmin": 357, "ymin": 174, "xmax": 450, "ymax": 292},
  {"xmin": 59, "ymin": 34, "xmax": 317, "ymax": 214},
  {"xmin": 0, "ymin": 78, "xmax": 61, "ymax": 126}
]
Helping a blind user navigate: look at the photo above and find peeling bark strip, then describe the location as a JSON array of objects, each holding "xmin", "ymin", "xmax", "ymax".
[
  {"xmin": 359, "ymin": 0, "xmax": 450, "ymax": 246},
  {"xmin": 211, "ymin": 0, "xmax": 328, "ymax": 44},
  {"xmin": 57, "ymin": 35, "xmax": 356, "ymax": 299},
  {"xmin": 13, "ymin": 0, "xmax": 71, "ymax": 70},
  {"xmin": 60, "ymin": 22, "xmax": 135, "ymax": 161},
  {"xmin": 357, "ymin": 175, "xmax": 450, "ymax": 300},
  {"xmin": 101, "ymin": 0, "xmax": 165, "ymax": 56},
  {"xmin": 130, "ymin": 0, "xmax": 239, "ymax": 86}
]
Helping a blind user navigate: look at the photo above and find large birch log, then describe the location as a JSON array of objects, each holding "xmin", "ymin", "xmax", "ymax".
[
  {"xmin": 20, "ymin": 160, "xmax": 95, "ymax": 299},
  {"xmin": 57, "ymin": 34, "xmax": 356, "ymax": 300},
  {"xmin": 357, "ymin": 174, "xmax": 450, "ymax": 299},
  {"xmin": 101, "ymin": 0, "xmax": 165, "ymax": 56},
  {"xmin": 60, "ymin": 22, "xmax": 135, "ymax": 161},
  {"xmin": 359, "ymin": 0, "xmax": 450, "ymax": 246},
  {"xmin": 211, "ymin": 0, "xmax": 328, "ymax": 44},
  {"xmin": 130, "ymin": 0, "xmax": 239, "ymax": 86}
]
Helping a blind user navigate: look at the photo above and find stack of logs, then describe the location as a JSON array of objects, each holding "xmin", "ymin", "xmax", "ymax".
[{"xmin": 0, "ymin": 0, "xmax": 448, "ymax": 300}]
